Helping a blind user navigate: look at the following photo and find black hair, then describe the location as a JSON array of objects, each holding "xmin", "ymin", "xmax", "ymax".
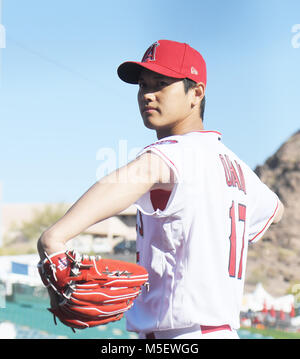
[{"xmin": 182, "ymin": 78, "xmax": 205, "ymax": 122}]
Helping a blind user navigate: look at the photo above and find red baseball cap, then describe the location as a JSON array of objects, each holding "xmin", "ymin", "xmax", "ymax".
[{"xmin": 117, "ymin": 39, "xmax": 207, "ymax": 85}]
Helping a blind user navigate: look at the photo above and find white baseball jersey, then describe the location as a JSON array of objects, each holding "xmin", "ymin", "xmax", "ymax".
[{"xmin": 126, "ymin": 131, "xmax": 279, "ymax": 333}]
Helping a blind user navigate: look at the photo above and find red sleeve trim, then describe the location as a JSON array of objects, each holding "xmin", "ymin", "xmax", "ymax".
[
  {"xmin": 248, "ymin": 200, "xmax": 279, "ymax": 243},
  {"xmin": 145, "ymin": 146, "xmax": 180, "ymax": 180}
]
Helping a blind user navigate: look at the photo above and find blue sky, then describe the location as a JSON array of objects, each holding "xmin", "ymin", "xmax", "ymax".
[{"xmin": 0, "ymin": 0, "xmax": 299, "ymax": 203}]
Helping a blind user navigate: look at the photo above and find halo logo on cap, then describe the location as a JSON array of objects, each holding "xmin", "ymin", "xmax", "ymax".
[{"xmin": 142, "ymin": 41, "xmax": 160, "ymax": 63}]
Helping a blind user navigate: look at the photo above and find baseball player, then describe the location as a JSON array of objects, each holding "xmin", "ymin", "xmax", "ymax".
[{"xmin": 37, "ymin": 39, "xmax": 284, "ymax": 339}]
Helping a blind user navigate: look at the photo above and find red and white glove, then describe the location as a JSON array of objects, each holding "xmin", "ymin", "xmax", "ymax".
[{"xmin": 38, "ymin": 250, "xmax": 149, "ymax": 330}]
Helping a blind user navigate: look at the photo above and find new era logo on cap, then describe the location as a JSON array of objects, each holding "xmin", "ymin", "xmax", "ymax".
[
  {"xmin": 191, "ymin": 66, "xmax": 198, "ymax": 75},
  {"xmin": 117, "ymin": 39, "xmax": 207, "ymax": 85}
]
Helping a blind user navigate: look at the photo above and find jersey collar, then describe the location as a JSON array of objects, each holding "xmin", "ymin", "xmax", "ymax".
[{"xmin": 187, "ymin": 130, "xmax": 222, "ymax": 140}]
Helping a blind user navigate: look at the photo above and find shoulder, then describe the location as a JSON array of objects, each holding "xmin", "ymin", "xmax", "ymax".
[{"xmin": 134, "ymin": 151, "xmax": 175, "ymax": 189}]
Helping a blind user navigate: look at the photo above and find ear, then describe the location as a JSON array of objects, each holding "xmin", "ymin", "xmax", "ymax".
[{"xmin": 191, "ymin": 82, "xmax": 205, "ymax": 108}]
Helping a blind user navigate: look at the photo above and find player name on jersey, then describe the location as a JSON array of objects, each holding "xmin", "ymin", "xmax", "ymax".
[{"xmin": 219, "ymin": 154, "xmax": 246, "ymax": 194}]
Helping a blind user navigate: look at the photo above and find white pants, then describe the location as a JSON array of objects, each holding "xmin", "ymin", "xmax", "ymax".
[{"xmin": 139, "ymin": 324, "xmax": 240, "ymax": 339}]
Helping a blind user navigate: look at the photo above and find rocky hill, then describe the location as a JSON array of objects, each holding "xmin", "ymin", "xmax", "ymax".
[{"xmin": 245, "ymin": 130, "xmax": 300, "ymax": 296}]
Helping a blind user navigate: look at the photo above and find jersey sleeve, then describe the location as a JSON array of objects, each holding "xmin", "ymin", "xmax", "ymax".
[
  {"xmin": 247, "ymin": 174, "xmax": 279, "ymax": 244},
  {"xmin": 138, "ymin": 138, "xmax": 183, "ymax": 181},
  {"xmin": 133, "ymin": 138, "xmax": 184, "ymax": 217}
]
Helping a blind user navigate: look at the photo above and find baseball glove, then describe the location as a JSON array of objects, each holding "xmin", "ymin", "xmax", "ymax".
[{"xmin": 37, "ymin": 250, "xmax": 149, "ymax": 331}]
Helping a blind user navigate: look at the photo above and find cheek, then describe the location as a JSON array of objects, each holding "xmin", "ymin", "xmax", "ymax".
[{"xmin": 162, "ymin": 93, "xmax": 190, "ymax": 119}]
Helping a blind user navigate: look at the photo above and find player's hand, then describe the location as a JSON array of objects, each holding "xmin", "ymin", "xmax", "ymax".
[{"xmin": 37, "ymin": 231, "xmax": 67, "ymax": 260}]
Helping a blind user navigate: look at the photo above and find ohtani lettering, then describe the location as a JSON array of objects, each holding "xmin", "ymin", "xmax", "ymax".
[{"xmin": 219, "ymin": 154, "xmax": 246, "ymax": 194}]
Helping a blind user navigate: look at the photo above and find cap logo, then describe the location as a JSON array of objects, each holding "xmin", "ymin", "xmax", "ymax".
[
  {"xmin": 191, "ymin": 66, "xmax": 198, "ymax": 75},
  {"xmin": 142, "ymin": 41, "xmax": 160, "ymax": 62}
]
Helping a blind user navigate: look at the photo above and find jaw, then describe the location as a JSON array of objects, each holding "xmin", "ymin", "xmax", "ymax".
[{"xmin": 142, "ymin": 116, "xmax": 179, "ymax": 139}]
